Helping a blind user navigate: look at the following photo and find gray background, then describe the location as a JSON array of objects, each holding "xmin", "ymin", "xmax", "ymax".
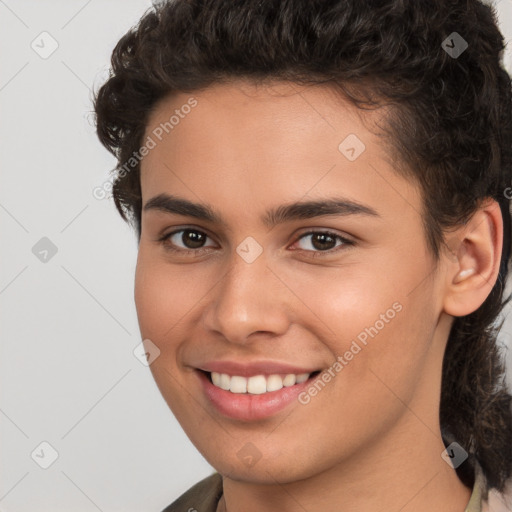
[{"xmin": 1, "ymin": 1, "xmax": 511, "ymax": 511}]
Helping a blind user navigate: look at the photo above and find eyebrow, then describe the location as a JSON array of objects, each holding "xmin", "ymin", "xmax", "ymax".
[{"xmin": 143, "ymin": 193, "xmax": 379, "ymax": 229}]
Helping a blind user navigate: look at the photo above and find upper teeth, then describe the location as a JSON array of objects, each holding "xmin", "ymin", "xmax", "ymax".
[{"xmin": 211, "ymin": 372, "xmax": 310, "ymax": 394}]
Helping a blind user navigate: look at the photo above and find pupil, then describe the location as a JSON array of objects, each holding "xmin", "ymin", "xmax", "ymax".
[
  {"xmin": 312, "ymin": 233, "xmax": 335, "ymax": 251},
  {"xmin": 183, "ymin": 230, "xmax": 205, "ymax": 249}
]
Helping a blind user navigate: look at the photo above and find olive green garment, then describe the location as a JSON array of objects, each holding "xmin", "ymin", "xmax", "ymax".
[
  {"xmin": 161, "ymin": 472, "xmax": 222, "ymax": 512},
  {"xmin": 161, "ymin": 464, "xmax": 488, "ymax": 512}
]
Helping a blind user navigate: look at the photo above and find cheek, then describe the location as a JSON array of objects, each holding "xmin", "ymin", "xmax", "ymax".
[
  {"xmin": 285, "ymin": 271, "xmax": 438, "ymax": 455},
  {"xmin": 133, "ymin": 250, "xmax": 202, "ymax": 412},
  {"xmin": 277, "ymin": 261, "xmax": 403, "ymax": 347},
  {"xmin": 134, "ymin": 248, "xmax": 206, "ymax": 343},
  {"xmin": 283, "ymin": 259, "xmax": 437, "ymax": 393}
]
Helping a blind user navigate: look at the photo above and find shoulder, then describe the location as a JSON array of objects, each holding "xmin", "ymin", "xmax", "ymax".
[{"xmin": 160, "ymin": 472, "xmax": 223, "ymax": 512}]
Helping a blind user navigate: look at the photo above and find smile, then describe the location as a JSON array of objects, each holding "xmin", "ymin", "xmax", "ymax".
[
  {"xmin": 196, "ymin": 368, "xmax": 322, "ymax": 421},
  {"xmin": 209, "ymin": 371, "xmax": 312, "ymax": 394}
]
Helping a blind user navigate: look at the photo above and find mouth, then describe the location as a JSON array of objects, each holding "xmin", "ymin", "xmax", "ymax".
[
  {"xmin": 196, "ymin": 369, "xmax": 323, "ymax": 421},
  {"xmin": 201, "ymin": 369, "xmax": 322, "ymax": 394}
]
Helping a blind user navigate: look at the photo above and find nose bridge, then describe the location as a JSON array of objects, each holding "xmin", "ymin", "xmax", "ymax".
[{"xmin": 204, "ymin": 246, "xmax": 289, "ymax": 343}]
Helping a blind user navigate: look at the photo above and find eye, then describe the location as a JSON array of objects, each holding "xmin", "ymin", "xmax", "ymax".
[
  {"xmin": 290, "ymin": 230, "xmax": 354, "ymax": 256},
  {"xmin": 159, "ymin": 228, "xmax": 216, "ymax": 254},
  {"xmin": 158, "ymin": 227, "xmax": 354, "ymax": 258}
]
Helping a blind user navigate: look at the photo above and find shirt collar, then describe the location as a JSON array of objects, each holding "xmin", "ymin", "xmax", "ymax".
[{"xmin": 465, "ymin": 461, "xmax": 489, "ymax": 512}]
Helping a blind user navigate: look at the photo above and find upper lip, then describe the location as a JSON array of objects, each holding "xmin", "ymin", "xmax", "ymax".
[{"xmin": 197, "ymin": 360, "xmax": 321, "ymax": 377}]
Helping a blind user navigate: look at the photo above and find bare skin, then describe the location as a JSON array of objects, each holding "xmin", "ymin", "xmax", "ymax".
[{"xmin": 134, "ymin": 80, "xmax": 502, "ymax": 512}]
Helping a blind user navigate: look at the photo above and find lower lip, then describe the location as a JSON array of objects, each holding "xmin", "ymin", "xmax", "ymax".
[{"xmin": 197, "ymin": 370, "xmax": 318, "ymax": 421}]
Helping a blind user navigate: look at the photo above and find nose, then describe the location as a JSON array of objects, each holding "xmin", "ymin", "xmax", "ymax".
[{"xmin": 201, "ymin": 250, "xmax": 291, "ymax": 344}]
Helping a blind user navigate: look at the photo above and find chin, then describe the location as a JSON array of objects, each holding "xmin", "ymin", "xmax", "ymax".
[{"xmin": 201, "ymin": 448, "xmax": 320, "ymax": 484}]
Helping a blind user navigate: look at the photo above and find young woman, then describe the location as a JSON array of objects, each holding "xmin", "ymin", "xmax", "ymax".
[{"xmin": 94, "ymin": 1, "xmax": 512, "ymax": 511}]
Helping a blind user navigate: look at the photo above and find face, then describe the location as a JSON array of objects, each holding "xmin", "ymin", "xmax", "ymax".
[{"xmin": 135, "ymin": 80, "xmax": 450, "ymax": 483}]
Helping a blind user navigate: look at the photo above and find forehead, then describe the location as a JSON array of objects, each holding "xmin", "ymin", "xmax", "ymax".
[
  {"xmin": 139, "ymin": 80, "xmax": 421, "ymax": 224},
  {"xmin": 143, "ymin": 80, "xmax": 371, "ymax": 162}
]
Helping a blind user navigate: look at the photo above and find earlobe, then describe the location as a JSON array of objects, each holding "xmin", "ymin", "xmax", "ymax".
[{"xmin": 443, "ymin": 199, "xmax": 503, "ymax": 317}]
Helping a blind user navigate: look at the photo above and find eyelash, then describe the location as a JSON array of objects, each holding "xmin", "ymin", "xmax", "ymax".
[{"xmin": 157, "ymin": 228, "xmax": 355, "ymax": 258}]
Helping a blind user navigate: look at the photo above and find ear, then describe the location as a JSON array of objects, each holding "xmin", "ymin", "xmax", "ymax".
[{"xmin": 442, "ymin": 199, "xmax": 503, "ymax": 317}]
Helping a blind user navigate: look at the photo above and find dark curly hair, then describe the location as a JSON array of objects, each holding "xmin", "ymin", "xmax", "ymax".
[{"xmin": 94, "ymin": 0, "xmax": 512, "ymax": 494}]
